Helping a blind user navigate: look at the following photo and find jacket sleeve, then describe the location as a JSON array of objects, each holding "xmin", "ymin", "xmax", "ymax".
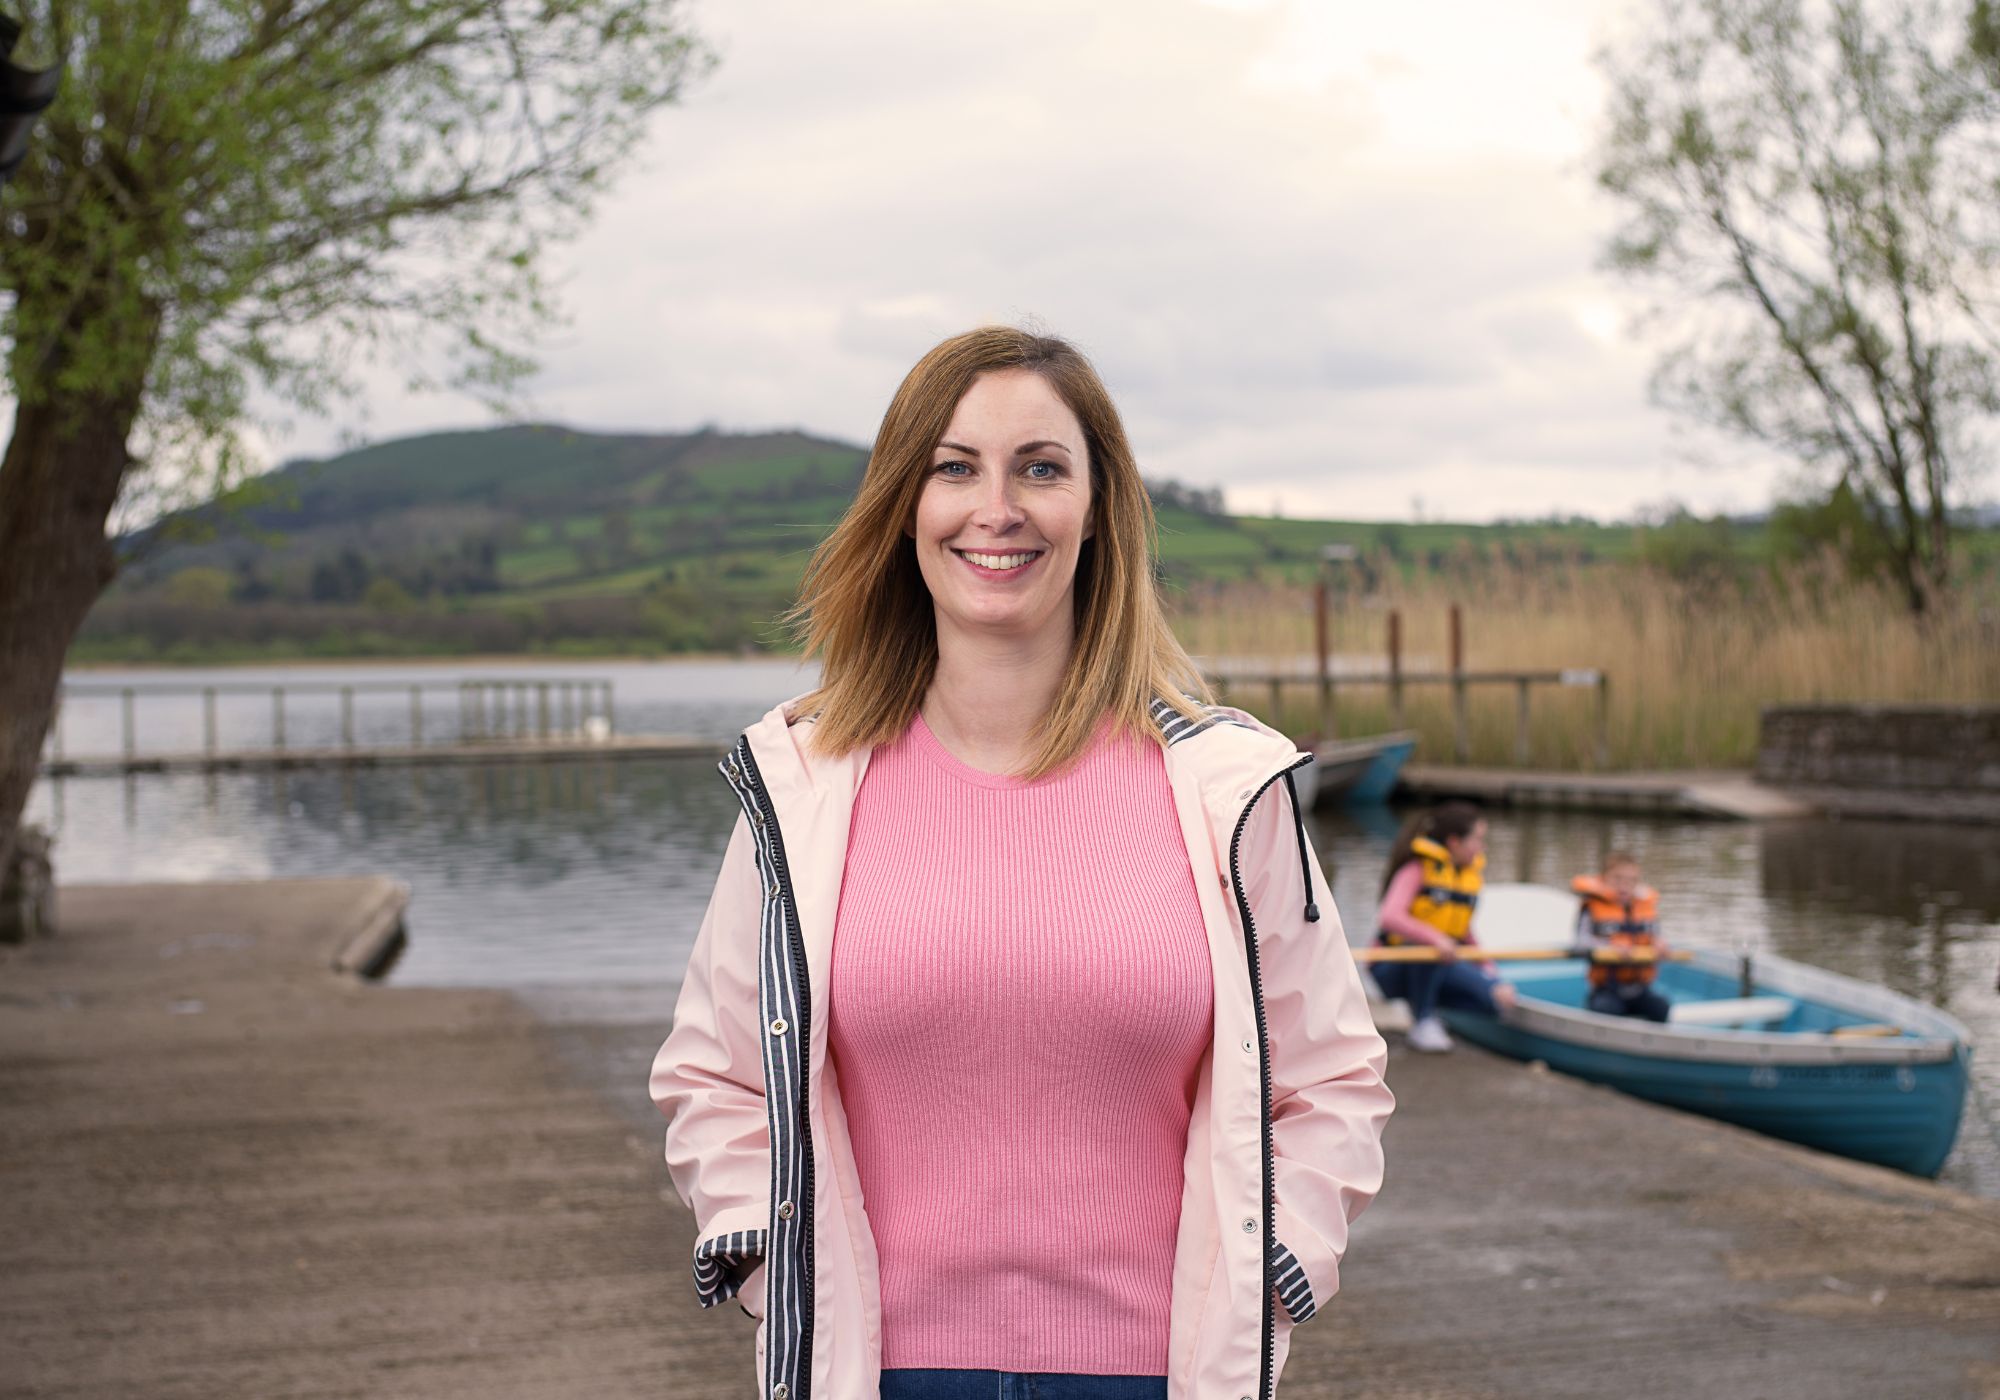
[
  {"xmin": 649, "ymin": 813, "xmax": 772, "ymax": 1312},
  {"xmin": 1243, "ymin": 788, "xmax": 1394, "ymax": 1326}
]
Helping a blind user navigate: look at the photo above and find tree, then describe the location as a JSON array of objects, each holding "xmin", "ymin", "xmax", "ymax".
[
  {"xmin": 0, "ymin": 1, "xmax": 710, "ymax": 883},
  {"xmin": 1597, "ymin": 0, "xmax": 1996, "ymax": 615}
]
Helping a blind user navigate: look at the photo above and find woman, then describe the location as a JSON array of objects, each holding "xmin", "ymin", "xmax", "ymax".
[
  {"xmin": 650, "ymin": 327, "xmax": 1392, "ymax": 1400},
  {"xmin": 1369, "ymin": 802, "xmax": 1517, "ymax": 1055}
]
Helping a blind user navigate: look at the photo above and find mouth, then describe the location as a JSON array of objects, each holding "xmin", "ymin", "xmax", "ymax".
[{"xmin": 951, "ymin": 547, "xmax": 1044, "ymax": 575}]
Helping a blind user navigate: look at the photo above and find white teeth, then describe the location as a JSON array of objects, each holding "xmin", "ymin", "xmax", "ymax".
[{"xmin": 957, "ymin": 550, "xmax": 1038, "ymax": 570}]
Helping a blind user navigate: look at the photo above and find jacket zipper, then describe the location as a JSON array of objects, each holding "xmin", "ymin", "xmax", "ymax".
[
  {"xmin": 1228, "ymin": 754, "xmax": 1314, "ymax": 1400},
  {"xmin": 732, "ymin": 738, "xmax": 816, "ymax": 1400}
]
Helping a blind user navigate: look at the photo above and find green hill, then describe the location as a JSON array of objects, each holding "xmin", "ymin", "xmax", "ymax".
[{"xmin": 75, "ymin": 422, "xmax": 1990, "ymax": 664}]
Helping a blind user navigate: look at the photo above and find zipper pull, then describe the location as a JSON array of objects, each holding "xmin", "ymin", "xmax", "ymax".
[{"xmin": 1281, "ymin": 769, "xmax": 1320, "ymax": 923}]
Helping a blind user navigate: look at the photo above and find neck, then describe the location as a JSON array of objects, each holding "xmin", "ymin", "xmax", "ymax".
[{"xmin": 922, "ymin": 612, "xmax": 1076, "ymax": 774}]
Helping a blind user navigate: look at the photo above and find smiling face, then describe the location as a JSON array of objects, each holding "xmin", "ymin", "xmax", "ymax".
[{"xmin": 911, "ymin": 368, "xmax": 1095, "ymax": 648}]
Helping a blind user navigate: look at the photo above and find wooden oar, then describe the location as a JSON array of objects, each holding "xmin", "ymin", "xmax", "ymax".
[
  {"xmin": 1354, "ymin": 946, "xmax": 1692, "ymax": 965},
  {"xmin": 1828, "ymin": 1023, "xmax": 1905, "ymax": 1038}
]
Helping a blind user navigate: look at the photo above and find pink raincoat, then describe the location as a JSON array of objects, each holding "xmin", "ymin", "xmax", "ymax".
[{"xmin": 651, "ymin": 697, "xmax": 1392, "ymax": 1400}]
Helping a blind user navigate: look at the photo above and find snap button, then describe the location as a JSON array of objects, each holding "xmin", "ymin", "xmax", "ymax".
[
  {"xmin": 1241, "ymin": 1036, "xmax": 1255, "ymax": 1053},
  {"xmin": 773, "ymin": 1386, "xmax": 790, "ymax": 1400},
  {"xmin": 1242, "ymin": 1217, "xmax": 1257, "ymax": 1233},
  {"xmin": 777, "ymin": 1200, "xmax": 794, "ymax": 1220},
  {"xmin": 769, "ymin": 1017, "xmax": 789, "ymax": 1036}
]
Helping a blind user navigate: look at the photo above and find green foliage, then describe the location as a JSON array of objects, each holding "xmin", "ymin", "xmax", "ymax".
[
  {"xmin": 362, "ymin": 576, "xmax": 416, "ymax": 612},
  {"xmin": 1768, "ymin": 480, "xmax": 1905, "ymax": 579},
  {"xmin": 1634, "ymin": 511, "xmax": 1744, "ymax": 587},
  {"xmin": 1596, "ymin": 0, "xmax": 1997, "ymax": 611},
  {"xmin": 162, "ymin": 565, "xmax": 231, "ymax": 608},
  {"xmin": 1, "ymin": 0, "xmax": 712, "ymax": 495}
]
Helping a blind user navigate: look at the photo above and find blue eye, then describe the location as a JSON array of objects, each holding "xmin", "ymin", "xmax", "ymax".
[
  {"xmin": 1025, "ymin": 460, "xmax": 1060, "ymax": 479},
  {"xmin": 934, "ymin": 461, "xmax": 972, "ymax": 478}
]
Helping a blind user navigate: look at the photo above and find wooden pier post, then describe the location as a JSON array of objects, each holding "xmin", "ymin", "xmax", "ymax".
[
  {"xmin": 1387, "ymin": 611, "xmax": 1404, "ymax": 728},
  {"xmin": 1595, "ymin": 673, "xmax": 1611, "ymax": 770},
  {"xmin": 410, "ymin": 686, "xmax": 423, "ymax": 746},
  {"xmin": 121, "ymin": 688, "xmax": 135, "ymax": 762},
  {"xmin": 1450, "ymin": 604, "xmax": 1468, "ymax": 763},
  {"xmin": 340, "ymin": 687, "xmax": 355, "ymax": 749},
  {"xmin": 1315, "ymin": 581, "xmax": 1335, "ymax": 739},
  {"xmin": 273, "ymin": 688, "xmax": 286, "ymax": 752},
  {"xmin": 203, "ymin": 688, "xmax": 218, "ymax": 758},
  {"xmin": 1514, "ymin": 676, "xmax": 1531, "ymax": 766},
  {"xmin": 537, "ymin": 682, "xmax": 551, "ymax": 739}
]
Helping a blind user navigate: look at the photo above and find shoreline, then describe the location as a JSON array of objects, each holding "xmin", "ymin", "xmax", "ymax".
[{"xmin": 63, "ymin": 649, "xmax": 809, "ymax": 672}]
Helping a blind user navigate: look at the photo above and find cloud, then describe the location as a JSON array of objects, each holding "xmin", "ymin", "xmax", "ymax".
[{"xmin": 250, "ymin": 0, "xmax": 1790, "ymax": 522}]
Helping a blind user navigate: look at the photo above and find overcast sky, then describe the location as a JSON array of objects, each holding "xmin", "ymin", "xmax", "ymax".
[{"xmin": 269, "ymin": 0, "xmax": 1798, "ymax": 523}]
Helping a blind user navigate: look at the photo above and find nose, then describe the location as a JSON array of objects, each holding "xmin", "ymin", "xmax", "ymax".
[{"xmin": 969, "ymin": 470, "xmax": 1026, "ymax": 534}]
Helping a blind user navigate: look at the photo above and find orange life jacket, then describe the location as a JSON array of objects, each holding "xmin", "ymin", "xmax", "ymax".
[{"xmin": 1571, "ymin": 874, "xmax": 1661, "ymax": 987}]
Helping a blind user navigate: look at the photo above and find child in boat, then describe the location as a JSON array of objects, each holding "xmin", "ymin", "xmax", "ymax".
[
  {"xmin": 1571, "ymin": 851, "xmax": 1671, "ymax": 1023},
  {"xmin": 1371, "ymin": 801, "xmax": 1517, "ymax": 1054}
]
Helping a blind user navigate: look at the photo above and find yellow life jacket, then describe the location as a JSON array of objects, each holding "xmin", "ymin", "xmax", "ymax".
[
  {"xmin": 1388, "ymin": 835, "xmax": 1484, "ymax": 944},
  {"xmin": 1571, "ymin": 874, "xmax": 1661, "ymax": 987}
]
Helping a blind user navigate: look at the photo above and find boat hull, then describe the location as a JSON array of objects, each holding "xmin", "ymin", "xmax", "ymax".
[
  {"xmin": 1433, "ymin": 948, "xmax": 1973, "ymax": 1178},
  {"xmin": 1441, "ymin": 1013, "xmax": 1970, "ymax": 1177},
  {"xmin": 1311, "ymin": 732, "xmax": 1417, "ymax": 806}
]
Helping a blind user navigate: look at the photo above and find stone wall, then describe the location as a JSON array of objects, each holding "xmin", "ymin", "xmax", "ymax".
[{"xmin": 1756, "ymin": 705, "xmax": 2000, "ymax": 793}]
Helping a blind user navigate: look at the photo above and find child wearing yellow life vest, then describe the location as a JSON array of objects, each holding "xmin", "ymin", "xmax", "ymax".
[
  {"xmin": 1571, "ymin": 851, "xmax": 1671, "ymax": 1023},
  {"xmin": 1370, "ymin": 801, "xmax": 1517, "ymax": 1054}
]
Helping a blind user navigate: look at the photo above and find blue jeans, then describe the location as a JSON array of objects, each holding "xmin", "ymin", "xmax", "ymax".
[
  {"xmin": 1588, "ymin": 981, "xmax": 1671, "ymax": 1022},
  {"xmin": 1370, "ymin": 957, "xmax": 1502, "ymax": 1021},
  {"xmin": 879, "ymin": 1371, "xmax": 1167, "ymax": 1400}
]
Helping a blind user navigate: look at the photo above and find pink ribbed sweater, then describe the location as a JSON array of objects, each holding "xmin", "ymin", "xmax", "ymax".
[{"xmin": 827, "ymin": 713, "xmax": 1214, "ymax": 1375}]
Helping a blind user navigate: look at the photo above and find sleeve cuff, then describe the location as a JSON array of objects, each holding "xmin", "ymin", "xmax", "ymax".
[
  {"xmin": 693, "ymin": 1226, "xmax": 768, "ymax": 1309},
  {"xmin": 1270, "ymin": 1238, "xmax": 1318, "ymax": 1323}
]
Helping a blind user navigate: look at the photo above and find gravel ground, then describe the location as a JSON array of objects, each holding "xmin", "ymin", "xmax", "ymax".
[{"xmin": 3, "ymin": 880, "xmax": 1996, "ymax": 1399}]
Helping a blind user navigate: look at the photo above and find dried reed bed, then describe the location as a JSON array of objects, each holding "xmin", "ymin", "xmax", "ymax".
[{"xmin": 1168, "ymin": 554, "xmax": 2000, "ymax": 770}]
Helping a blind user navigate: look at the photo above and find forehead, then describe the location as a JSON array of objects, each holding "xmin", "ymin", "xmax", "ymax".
[{"xmin": 941, "ymin": 369, "xmax": 1085, "ymax": 451}]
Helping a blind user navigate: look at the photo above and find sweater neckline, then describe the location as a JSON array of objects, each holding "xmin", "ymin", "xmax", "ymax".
[{"xmin": 906, "ymin": 710, "xmax": 1115, "ymax": 792}]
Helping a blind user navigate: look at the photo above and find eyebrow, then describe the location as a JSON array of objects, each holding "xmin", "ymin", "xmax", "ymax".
[{"xmin": 935, "ymin": 439, "xmax": 1075, "ymax": 457}]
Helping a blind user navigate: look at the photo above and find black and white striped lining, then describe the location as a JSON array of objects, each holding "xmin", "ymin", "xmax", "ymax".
[
  {"xmin": 1270, "ymin": 1240, "xmax": 1317, "ymax": 1323},
  {"xmin": 1149, "ymin": 694, "xmax": 1254, "ymax": 744},
  {"xmin": 720, "ymin": 740, "xmax": 812, "ymax": 1400},
  {"xmin": 693, "ymin": 1228, "xmax": 768, "ymax": 1308}
]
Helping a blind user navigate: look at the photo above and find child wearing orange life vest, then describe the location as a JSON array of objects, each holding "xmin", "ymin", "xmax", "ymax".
[{"xmin": 1571, "ymin": 851, "xmax": 1671, "ymax": 1023}]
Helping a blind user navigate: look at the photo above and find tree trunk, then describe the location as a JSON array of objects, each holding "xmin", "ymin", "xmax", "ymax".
[{"xmin": 0, "ymin": 384, "xmax": 146, "ymax": 882}]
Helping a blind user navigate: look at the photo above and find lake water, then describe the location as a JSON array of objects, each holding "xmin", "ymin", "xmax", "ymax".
[{"xmin": 26, "ymin": 658, "xmax": 2000, "ymax": 1193}]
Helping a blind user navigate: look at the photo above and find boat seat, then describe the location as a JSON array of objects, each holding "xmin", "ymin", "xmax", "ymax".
[{"xmin": 1670, "ymin": 996, "xmax": 1796, "ymax": 1028}]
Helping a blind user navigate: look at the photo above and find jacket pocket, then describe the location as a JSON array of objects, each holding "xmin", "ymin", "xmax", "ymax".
[{"xmin": 693, "ymin": 1226, "xmax": 769, "ymax": 1309}]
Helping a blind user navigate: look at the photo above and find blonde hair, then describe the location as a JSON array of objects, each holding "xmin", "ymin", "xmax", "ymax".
[{"xmin": 788, "ymin": 326, "xmax": 1210, "ymax": 778}]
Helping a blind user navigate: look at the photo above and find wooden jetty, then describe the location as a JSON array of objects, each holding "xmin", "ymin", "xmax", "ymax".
[
  {"xmin": 41, "ymin": 734, "xmax": 725, "ymax": 778},
  {"xmin": 37, "ymin": 674, "xmax": 721, "ymax": 777},
  {"xmin": 1204, "ymin": 599, "xmax": 1613, "ymax": 766},
  {"xmin": 1396, "ymin": 763, "xmax": 1816, "ymax": 820}
]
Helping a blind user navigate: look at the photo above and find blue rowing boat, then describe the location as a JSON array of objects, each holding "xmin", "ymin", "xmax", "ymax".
[
  {"xmin": 1299, "ymin": 730, "xmax": 1418, "ymax": 808},
  {"xmin": 1436, "ymin": 938, "xmax": 1973, "ymax": 1178}
]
